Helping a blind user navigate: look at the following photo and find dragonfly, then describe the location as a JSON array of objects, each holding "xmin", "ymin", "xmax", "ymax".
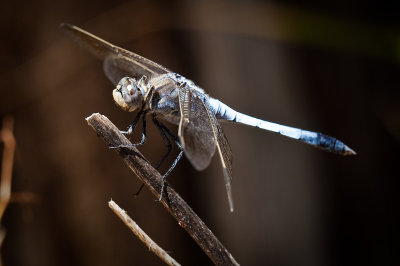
[{"xmin": 61, "ymin": 23, "xmax": 355, "ymax": 212}]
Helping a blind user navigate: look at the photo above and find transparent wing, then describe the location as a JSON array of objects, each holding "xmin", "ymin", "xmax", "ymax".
[
  {"xmin": 201, "ymin": 99, "xmax": 234, "ymax": 212},
  {"xmin": 61, "ymin": 23, "xmax": 170, "ymax": 84},
  {"xmin": 102, "ymin": 55, "xmax": 154, "ymax": 85},
  {"xmin": 178, "ymin": 86, "xmax": 234, "ymax": 211},
  {"xmin": 177, "ymin": 85, "xmax": 216, "ymax": 171}
]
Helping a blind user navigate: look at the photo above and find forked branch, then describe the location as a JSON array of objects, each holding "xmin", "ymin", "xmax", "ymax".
[{"xmin": 86, "ymin": 113, "xmax": 239, "ymax": 266}]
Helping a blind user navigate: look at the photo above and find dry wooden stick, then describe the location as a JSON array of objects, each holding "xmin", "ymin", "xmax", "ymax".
[
  {"xmin": 86, "ymin": 113, "xmax": 239, "ymax": 266},
  {"xmin": 109, "ymin": 200, "xmax": 181, "ymax": 266}
]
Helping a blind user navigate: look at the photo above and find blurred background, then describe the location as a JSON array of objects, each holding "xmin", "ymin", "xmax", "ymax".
[{"xmin": 0, "ymin": 0, "xmax": 399, "ymax": 265}]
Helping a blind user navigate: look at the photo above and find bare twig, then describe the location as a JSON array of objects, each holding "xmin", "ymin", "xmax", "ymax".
[
  {"xmin": 109, "ymin": 200, "xmax": 181, "ymax": 266},
  {"xmin": 86, "ymin": 113, "xmax": 239, "ymax": 266}
]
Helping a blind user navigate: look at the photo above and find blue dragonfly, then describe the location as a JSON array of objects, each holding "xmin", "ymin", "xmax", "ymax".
[{"xmin": 62, "ymin": 23, "xmax": 355, "ymax": 212}]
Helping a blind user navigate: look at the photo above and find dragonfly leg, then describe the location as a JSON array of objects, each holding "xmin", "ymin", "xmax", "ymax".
[
  {"xmin": 152, "ymin": 115, "xmax": 184, "ymax": 201},
  {"xmin": 158, "ymin": 150, "xmax": 184, "ymax": 201},
  {"xmin": 134, "ymin": 112, "xmax": 147, "ymax": 146},
  {"xmin": 133, "ymin": 183, "xmax": 145, "ymax": 196},
  {"xmin": 132, "ymin": 114, "xmax": 170, "ymax": 198},
  {"xmin": 120, "ymin": 108, "xmax": 143, "ymax": 135},
  {"xmin": 110, "ymin": 111, "xmax": 148, "ymax": 149},
  {"xmin": 152, "ymin": 116, "xmax": 173, "ymax": 169}
]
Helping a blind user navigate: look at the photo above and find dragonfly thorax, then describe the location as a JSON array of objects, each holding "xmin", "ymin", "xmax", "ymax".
[{"xmin": 113, "ymin": 77, "xmax": 147, "ymax": 112}]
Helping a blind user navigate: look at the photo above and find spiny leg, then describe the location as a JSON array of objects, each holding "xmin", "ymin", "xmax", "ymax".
[
  {"xmin": 134, "ymin": 115, "xmax": 183, "ymax": 198},
  {"xmin": 112, "ymin": 110, "xmax": 148, "ymax": 195},
  {"xmin": 152, "ymin": 115, "xmax": 173, "ymax": 169},
  {"xmin": 111, "ymin": 110, "xmax": 148, "ymax": 149},
  {"xmin": 152, "ymin": 116, "xmax": 184, "ymax": 201},
  {"xmin": 133, "ymin": 114, "xmax": 172, "ymax": 197},
  {"xmin": 159, "ymin": 148, "xmax": 184, "ymax": 200},
  {"xmin": 134, "ymin": 111, "xmax": 147, "ymax": 146},
  {"xmin": 128, "ymin": 112, "xmax": 148, "ymax": 195},
  {"xmin": 133, "ymin": 183, "xmax": 145, "ymax": 197},
  {"xmin": 121, "ymin": 108, "xmax": 144, "ymax": 135}
]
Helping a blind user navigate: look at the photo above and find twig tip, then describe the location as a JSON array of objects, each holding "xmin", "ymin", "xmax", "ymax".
[{"xmin": 85, "ymin": 113, "xmax": 100, "ymax": 121}]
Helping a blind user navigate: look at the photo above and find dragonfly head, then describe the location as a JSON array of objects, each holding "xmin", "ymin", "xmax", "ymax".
[{"xmin": 113, "ymin": 77, "xmax": 146, "ymax": 112}]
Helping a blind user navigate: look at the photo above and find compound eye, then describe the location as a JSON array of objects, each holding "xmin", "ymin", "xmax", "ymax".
[{"xmin": 126, "ymin": 84, "xmax": 134, "ymax": 95}]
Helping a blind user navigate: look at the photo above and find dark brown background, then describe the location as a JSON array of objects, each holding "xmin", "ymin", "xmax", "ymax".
[{"xmin": 0, "ymin": 0, "xmax": 399, "ymax": 265}]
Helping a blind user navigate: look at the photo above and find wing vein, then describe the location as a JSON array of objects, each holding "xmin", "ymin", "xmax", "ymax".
[{"xmin": 200, "ymin": 99, "xmax": 234, "ymax": 212}]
